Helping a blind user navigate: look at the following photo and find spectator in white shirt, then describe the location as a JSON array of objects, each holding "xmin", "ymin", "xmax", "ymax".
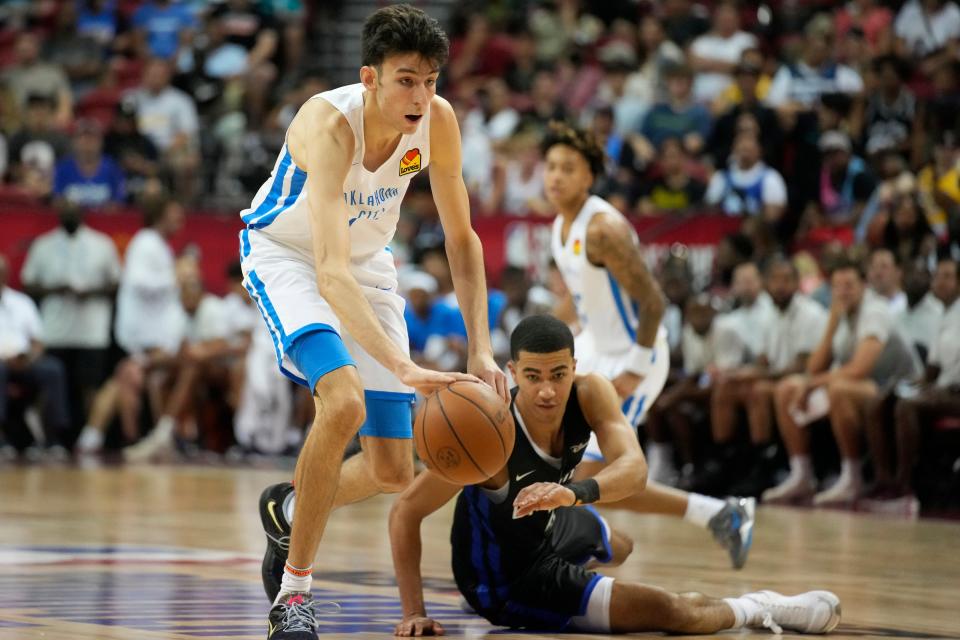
[
  {"xmin": 689, "ymin": 1, "xmax": 758, "ymax": 104},
  {"xmin": 0, "ymin": 254, "xmax": 71, "ymax": 452},
  {"xmin": 126, "ymin": 58, "xmax": 200, "ymax": 201},
  {"xmin": 126, "ymin": 276, "xmax": 233, "ymax": 462},
  {"xmin": 896, "ymin": 261, "xmax": 944, "ymax": 361},
  {"xmin": 710, "ymin": 257, "xmax": 828, "ymax": 495},
  {"xmin": 894, "ymin": 0, "xmax": 960, "ymax": 75},
  {"xmin": 20, "ymin": 203, "xmax": 120, "ymax": 446},
  {"xmin": 705, "ymin": 131, "xmax": 788, "ymax": 223},
  {"xmin": 872, "ymin": 257, "xmax": 960, "ymax": 500},
  {"xmin": 867, "ymin": 247, "xmax": 908, "ymax": 313},
  {"xmin": 766, "ymin": 257, "xmax": 922, "ymax": 506},
  {"xmin": 76, "ymin": 196, "xmax": 185, "ymax": 454}
]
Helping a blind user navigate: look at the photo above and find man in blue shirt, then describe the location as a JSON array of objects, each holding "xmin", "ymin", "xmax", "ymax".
[
  {"xmin": 53, "ymin": 119, "xmax": 125, "ymax": 208},
  {"xmin": 132, "ymin": 0, "xmax": 198, "ymax": 61}
]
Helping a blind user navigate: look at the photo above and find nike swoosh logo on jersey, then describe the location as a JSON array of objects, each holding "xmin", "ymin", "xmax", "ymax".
[
  {"xmin": 569, "ymin": 441, "xmax": 589, "ymax": 453},
  {"xmin": 515, "ymin": 470, "xmax": 536, "ymax": 482}
]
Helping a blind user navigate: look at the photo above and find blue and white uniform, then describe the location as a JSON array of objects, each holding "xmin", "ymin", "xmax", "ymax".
[
  {"xmin": 551, "ymin": 195, "xmax": 669, "ymax": 460},
  {"xmin": 238, "ymin": 84, "xmax": 430, "ymax": 437}
]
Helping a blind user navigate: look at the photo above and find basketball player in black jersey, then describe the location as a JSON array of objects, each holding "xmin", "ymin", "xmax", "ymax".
[{"xmin": 390, "ymin": 315, "xmax": 841, "ymax": 636}]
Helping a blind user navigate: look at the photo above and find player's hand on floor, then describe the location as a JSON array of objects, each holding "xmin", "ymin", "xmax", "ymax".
[
  {"xmin": 394, "ymin": 615, "xmax": 445, "ymax": 636},
  {"xmin": 512, "ymin": 482, "xmax": 576, "ymax": 518},
  {"xmin": 399, "ymin": 363, "xmax": 481, "ymax": 396},
  {"xmin": 467, "ymin": 352, "xmax": 510, "ymax": 402},
  {"xmin": 611, "ymin": 371, "xmax": 644, "ymax": 399}
]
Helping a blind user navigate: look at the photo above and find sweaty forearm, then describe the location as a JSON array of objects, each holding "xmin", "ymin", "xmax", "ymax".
[
  {"xmin": 317, "ymin": 269, "xmax": 411, "ymax": 375},
  {"xmin": 445, "ymin": 232, "xmax": 493, "ymax": 356}
]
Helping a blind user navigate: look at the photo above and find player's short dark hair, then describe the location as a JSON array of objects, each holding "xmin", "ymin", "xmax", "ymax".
[
  {"xmin": 541, "ymin": 121, "xmax": 606, "ymax": 178},
  {"xmin": 764, "ymin": 254, "xmax": 798, "ymax": 279},
  {"xmin": 361, "ymin": 5, "xmax": 449, "ymax": 69},
  {"xmin": 510, "ymin": 315, "xmax": 574, "ymax": 360}
]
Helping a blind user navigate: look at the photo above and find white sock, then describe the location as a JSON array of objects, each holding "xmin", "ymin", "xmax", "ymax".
[
  {"xmin": 839, "ymin": 458, "xmax": 862, "ymax": 486},
  {"xmin": 683, "ymin": 493, "xmax": 726, "ymax": 528},
  {"xmin": 277, "ymin": 562, "xmax": 312, "ymax": 603},
  {"xmin": 153, "ymin": 415, "xmax": 175, "ymax": 440},
  {"xmin": 723, "ymin": 596, "xmax": 763, "ymax": 629},
  {"xmin": 76, "ymin": 426, "xmax": 104, "ymax": 452},
  {"xmin": 789, "ymin": 455, "xmax": 813, "ymax": 481},
  {"xmin": 283, "ymin": 491, "xmax": 296, "ymax": 524}
]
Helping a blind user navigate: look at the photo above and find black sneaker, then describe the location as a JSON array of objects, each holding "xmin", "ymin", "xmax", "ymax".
[
  {"xmin": 259, "ymin": 482, "xmax": 294, "ymax": 602},
  {"xmin": 267, "ymin": 592, "xmax": 318, "ymax": 639}
]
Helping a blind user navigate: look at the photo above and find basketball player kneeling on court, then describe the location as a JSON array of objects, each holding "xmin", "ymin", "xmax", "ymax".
[{"xmin": 390, "ymin": 315, "xmax": 841, "ymax": 636}]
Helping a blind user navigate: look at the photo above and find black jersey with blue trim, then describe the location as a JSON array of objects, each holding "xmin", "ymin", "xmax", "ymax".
[{"xmin": 449, "ymin": 384, "xmax": 593, "ymax": 600}]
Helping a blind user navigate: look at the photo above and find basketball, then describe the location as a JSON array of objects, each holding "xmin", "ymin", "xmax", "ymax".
[{"xmin": 414, "ymin": 381, "xmax": 515, "ymax": 485}]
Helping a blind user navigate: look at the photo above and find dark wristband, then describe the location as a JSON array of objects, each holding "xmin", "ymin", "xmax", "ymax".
[{"xmin": 563, "ymin": 479, "xmax": 600, "ymax": 506}]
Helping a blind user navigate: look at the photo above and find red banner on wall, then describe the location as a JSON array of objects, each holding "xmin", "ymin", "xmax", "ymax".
[{"xmin": 0, "ymin": 205, "xmax": 740, "ymax": 293}]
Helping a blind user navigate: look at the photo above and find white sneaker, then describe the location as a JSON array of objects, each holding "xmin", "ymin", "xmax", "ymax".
[
  {"xmin": 123, "ymin": 427, "xmax": 174, "ymax": 463},
  {"xmin": 812, "ymin": 478, "xmax": 860, "ymax": 507},
  {"xmin": 743, "ymin": 590, "xmax": 841, "ymax": 634},
  {"xmin": 762, "ymin": 474, "xmax": 816, "ymax": 504}
]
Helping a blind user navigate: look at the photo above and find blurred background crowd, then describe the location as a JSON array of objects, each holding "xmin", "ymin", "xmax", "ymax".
[{"xmin": 0, "ymin": 0, "xmax": 959, "ymax": 517}]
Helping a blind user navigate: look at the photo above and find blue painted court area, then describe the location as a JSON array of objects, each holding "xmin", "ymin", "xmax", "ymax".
[{"xmin": 0, "ymin": 546, "xmax": 482, "ymax": 637}]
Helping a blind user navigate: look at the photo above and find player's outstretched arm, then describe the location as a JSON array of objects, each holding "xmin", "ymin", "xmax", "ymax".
[
  {"xmin": 389, "ymin": 470, "xmax": 462, "ymax": 636},
  {"xmin": 513, "ymin": 374, "xmax": 647, "ymax": 518},
  {"xmin": 295, "ymin": 101, "xmax": 476, "ymax": 395},
  {"xmin": 428, "ymin": 96, "xmax": 508, "ymax": 401}
]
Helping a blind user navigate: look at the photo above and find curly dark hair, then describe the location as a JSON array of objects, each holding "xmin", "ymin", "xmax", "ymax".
[
  {"xmin": 361, "ymin": 5, "xmax": 449, "ymax": 69},
  {"xmin": 540, "ymin": 120, "xmax": 606, "ymax": 178}
]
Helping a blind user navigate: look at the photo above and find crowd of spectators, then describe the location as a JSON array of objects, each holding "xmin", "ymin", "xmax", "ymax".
[{"xmin": 2, "ymin": 0, "xmax": 960, "ymax": 516}]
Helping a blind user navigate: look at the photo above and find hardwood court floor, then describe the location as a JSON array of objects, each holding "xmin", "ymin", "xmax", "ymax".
[{"xmin": 0, "ymin": 464, "xmax": 957, "ymax": 639}]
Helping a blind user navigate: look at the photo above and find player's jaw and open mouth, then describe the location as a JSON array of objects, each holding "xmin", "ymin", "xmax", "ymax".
[{"xmin": 404, "ymin": 114, "xmax": 423, "ymax": 123}]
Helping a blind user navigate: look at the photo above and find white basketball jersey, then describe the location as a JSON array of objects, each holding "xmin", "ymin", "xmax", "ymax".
[
  {"xmin": 552, "ymin": 195, "xmax": 651, "ymax": 355},
  {"xmin": 239, "ymin": 83, "xmax": 431, "ymax": 262}
]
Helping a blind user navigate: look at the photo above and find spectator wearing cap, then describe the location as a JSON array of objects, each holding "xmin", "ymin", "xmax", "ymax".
[
  {"xmin": 0, "ymin": 33, "xmax": 73, "ymax": 128},
  {"xmin": 871, "ymin": 258, "xmax": 960, "ymax": 503},
  {"xmin": 132, "ymin": 0, "xmax": 198, "ymax": 62},
  {"xmin": 126, "ymin": 58, "xmax": 200, "ymax": 201},
  {"xmin": 401, "ymin": 270, "xmax": 457, "ymax": 368},
  {"xmin": 708, "ymin": 52, "xmax": 783, "ymax": 169},
  {"xmin": 817, "ymin": 130, "xmax": 876, "ymax": 228},
  {"xmin": 689, "ymin": 1, "xmax": 758, "ymax": 104},
  {"xmin": 0, "ymin": 253, "xmax": 71, "ymax": 453},
  {"xmin": 766, "ymin": 15, "xmax": 865, "ymax": 114},
  {"xmin": 632, "ymin": 63, "xmax": 712, "ymax": 168},
  {"xmin": 6, "ymin": 94, "xmax": 70, "ymax": 199},
  {"xmin": 661, "ymin": 0, "xmax": 711, "ymax": 47},
  {"xmin": 863, "ymin": 56, "xmax": 916, "ymax": 159},
  {"xmin": 764, "ymin": 257, "xmax": 922, "ymax": 506},
  {"xmin": 705, "ymin": 130, "xmax": 787, "ymax": 223},
  {"xmin": 20, "ymin": 202, "xmax": 120, "ymax": 445},
  {"xmin": 894, "ymin": 0, "xmax": 960, "ymax": 76},
  {"xmin": 637, "ymin": 137, "xmax": 707, "ymax": 216},
  {"xmin": 53, "ymin": 119, "xmax": 125, "ymax": 209},
  {"xmin": 104, "ymin": 99, "xmax": 160, "ymax": 201}
]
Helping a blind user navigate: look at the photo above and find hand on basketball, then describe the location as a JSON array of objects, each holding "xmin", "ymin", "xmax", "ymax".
[
  {"xmin": 399, "ymin": 363, "xmax": 481, "ymax": 396},
  {"xmin": 513, "ymin": 482, "xmax": 576, "ymax": 518},
  {"xmin": 467, "ymin": 351, "xmax": 510, "ymax": 402},
  {"xmin": 611, "ymin": 371, "xmax": 644, "ymax": 400},
  {"xmin": 394, "ymin": 615, "xmax": 445, "ymax": 636}
]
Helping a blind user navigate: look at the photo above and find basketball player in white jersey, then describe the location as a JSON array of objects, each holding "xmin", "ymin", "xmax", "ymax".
[
  {"xmin": 542, "ymin": 122, "xmax": 755, "ymax": 570},
  {"xmin": 239, "ymin": 6, "xmax": 507, "ymax": 638}
]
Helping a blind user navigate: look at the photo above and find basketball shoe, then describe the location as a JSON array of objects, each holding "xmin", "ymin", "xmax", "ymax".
[
  {"xmin": 267, "ymin": 592, "xmax": 320, "ymax": 639},
  {"xmin": 707, "ymin": 497, "xmax": 756, "ymax": 569},
  {"xmin": 260, "ymin": 482, "xmax": 294, "ymax": 602},
  {"xmin": 741, "ymin": 590, "xmax": 841, "ymax": 634}
]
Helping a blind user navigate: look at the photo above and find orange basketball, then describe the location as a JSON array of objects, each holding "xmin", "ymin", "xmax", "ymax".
[{"xmin": 414, "ymin": 381, "xmax": 515, "ymax": 485}]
